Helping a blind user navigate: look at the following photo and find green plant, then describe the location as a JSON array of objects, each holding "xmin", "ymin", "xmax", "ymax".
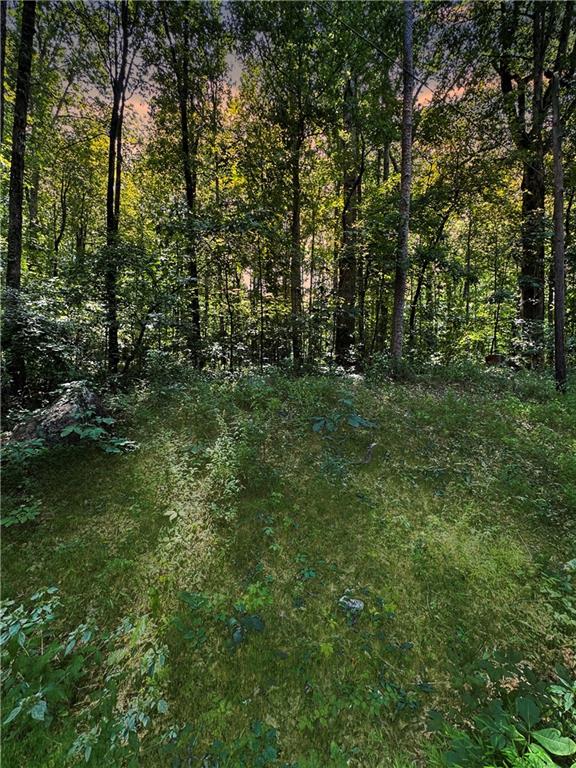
[
  {"xmin": 0, "ymin": 499, "xmax": 41, "ymax": 528},
  {"xmin": 1, "ymin": 438, "xmax": 47, "ymax": 467},
  {"xmin": 60, "ymin": 409, "xmax": 138, "ymax": 454},
  {"xmin": 1, "ymin": 588, "xmax": 94, "ymax": 732},
  {"xmin": 311, "ymin": 397, "xmax": 376, "ymax": 434},
  {"xmin": 1, "ymin": 589, "xmax": 169, "ymax": 766},
  {"xmin": 431, "ymin": 654, "xmax": 576, "ymax": 768}
]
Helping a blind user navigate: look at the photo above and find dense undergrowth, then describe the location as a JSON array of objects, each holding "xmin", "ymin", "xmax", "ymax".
[{"xmin": 1, "ymin": 364, "xmax": 575, "ymax": 767}]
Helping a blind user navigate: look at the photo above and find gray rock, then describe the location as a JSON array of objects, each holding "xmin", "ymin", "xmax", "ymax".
[
  {"xmin": 338, "ymin": 596, "xmax": 365, "ymax": 614},
  {"xmin": 9, "ymin": 382, "xmax": 105, "ymax": 445}
]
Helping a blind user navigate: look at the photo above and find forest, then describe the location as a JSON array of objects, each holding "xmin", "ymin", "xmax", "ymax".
[{"xmin": 1, "ymin": 1, "xmax": 575, "ymax": 767}]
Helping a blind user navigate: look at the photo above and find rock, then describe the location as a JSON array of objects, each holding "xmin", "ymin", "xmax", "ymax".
[
  {"xmin": 9, "ymin": 382, "xmax": 105, "ymax": 446},
  {"xmin": 338, "ymin": 596, "xmax": 365, "ymax": 615}
]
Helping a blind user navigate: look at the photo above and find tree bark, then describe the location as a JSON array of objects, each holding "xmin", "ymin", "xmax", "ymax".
[
  {"xmin": 335, "ymin": 78, "xmax": 361, "ymax": 367},
  {"xmin": 290, "ymin": 134, "xmax": 303, "ymax": 367},
  {"xmin": 550, "ymin": 71, "xmax": 567, "ymax": 391},
  {"xmin": 162, "ymin": 7, "xmax": 202, "ymax": 367},
  {"xmin": 390, "ymin": 0, "xmax": 414, "ymax": 364},
  {"xmin": 105, "ymin": 82, "xmax": 122, "ymax": 374},
  {"xmin": 104, "ymin": 0, "xmax": 130, "ymax": 375},
  {"xmin": 519, "ymin": 152, "xmax": 545, "ymax": 335},
  {"xmin": 1, "ymin": 0, "xmax": 7, "ymax": 145},
  {"xmin": 5, "ymin": 0, "xmax": 36, "ymax": 393}
]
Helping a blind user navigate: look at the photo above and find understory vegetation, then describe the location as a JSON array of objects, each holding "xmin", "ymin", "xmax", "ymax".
[
  {"xmin": 2, "ymin": 0, "xmax": 576, "ymax": 764},
  {"xmin": 2, "ymin": 367, "xmax": 575, "ymax": 767}
]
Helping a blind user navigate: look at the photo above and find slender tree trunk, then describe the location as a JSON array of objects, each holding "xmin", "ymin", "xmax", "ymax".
[
  {"xmin": 408, "ymin": 259, "xmax": 428, "ymax": 348},
  {"xmin": 5, "ymin": 0, "xmax": 36, "ymax": 393},
  {"xmin": 105, "ymin": 84, "xmax": 122, "ymax": 374},
  {"xmin": 1, "ymin": 0, "xmax": 7, "ymax": 145},
  {"xmin": 550, "ymin": 71, "xmax": 567, "ymax": 391},
  {"xmin": 390, "ymin": 0, "xmax": 414, "ymax": 364},
  {"xmin": 335, "ymin": 78, "xmax": 360, "ymax": 367},
  {"xmin": 519, "ymin": 153, "xmax": 546, "ymax": 341},
  {"xmin": 491, "ymin": 244, "xmax": 500, "ymax": 355},
  {"xmin": 463, "ymin": 213, "xmax": 472, "ymax": 324},
  {"xmin": 178, "ymin": 82, "xmax": 202, "ymax": 366},
  {"xmin": 160, "ymin": 7, "xmax": 202, "ymax": 366},
  {"xmin": 105, "ymin": 0, "xmax": 130, "ymax": 375},
  {"xmin": 290, "ymin": 135, "xmax": 303, "ymax": 367}
]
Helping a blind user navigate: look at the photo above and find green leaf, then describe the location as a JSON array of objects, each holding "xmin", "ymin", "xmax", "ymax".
[
  {"xmin": 526, "ymin": 744, "xmax": 557, "ymax": 767},
  {"xmin": 346, "ymin": 413, "xmax": 376, "ymax": 429},
  {"xmin": 30, "ymin": 700, "xmax": 48, "ymax": 721},
  {"xmin": 532, "ymin": 728, "xmax": 576, "ymax": 756},
  {"xmin": 3, "ymin": 705, "xmax": 22, "ymax": 725},
  {"xmin": 515, "ymin": 695, "xmax": 540, "ymax": 729}
]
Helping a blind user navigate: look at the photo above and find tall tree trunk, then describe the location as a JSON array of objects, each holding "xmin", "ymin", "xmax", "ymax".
[
  {"xmin": 519, "ymin": 152, "xmax": 545, "ymax": 342},
  {"xmin": 1, "ymin": 0, "xmax": 7, "ymax": 145},
  {"xmin": 335, "ymin": 78, "xmax": 360, "ymax": 367},
  {"xmin": 390, "ymin": 0, "xmax": 414, "ymax": 364},
  {"xmin": 290, "ymin": 135, "xmax": 303, "ymax": 367},
  {"xmin": 463, "ymin": 213, "xmax": 473, "ymax": 324},
  {"xmin": 179, "ymin": 89, "xmax": 201, "ymax": 365},
  {"xmin": 5, "ymin": 0, "xmax": 36, "ymax": 393},
  {"xmin": 408, "ymin": 259, "xmax": 428, "ymax": 348},
  {"xmin": 163, "ymin": 5, "xmax": 203, "ymax": 368},
  {"xmin": 105, "ymin": 0, "xmax": 130, "ymax": 375},
  {"xmin": 550, "ymin": 71, "xmax": 567, "ymax": 391},
  {"xmin": 105, "ymin": 84, "xmax": 122, "ymax": 374}
]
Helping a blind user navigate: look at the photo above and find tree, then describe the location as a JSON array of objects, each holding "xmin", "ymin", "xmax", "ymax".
[
  {"xmin": 495, "ymin": 1, "xmax": 576, "ymax": 360},
  {"xmin": 1, "ymin": 0, "xmax": 7, "ymax": 144},
  {"xmin": 233, "ymin": 1, "xmax": 323, "ymax": 367},
  {"xmin": 390, "ymin": 0, "xmax": 414, "ymax": 364},
  {"xmin": 77, "ymin": 0, "xmax": 141, "ymax": 374},
  {"xmin": 151, "ymin": 0, "xmax": 225, "ymax": 367},
  {"xmin": 5, "ymin": 0, "xmax": 36, "ymax": 392},
  {"xmin": 549, "ymin": 70, "xmax": 567, "ymax": 391}
]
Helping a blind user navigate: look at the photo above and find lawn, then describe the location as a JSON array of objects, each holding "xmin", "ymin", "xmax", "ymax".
[{"xmin": 2, "ymin": 369, "xmax": 575, "ymax": 767}]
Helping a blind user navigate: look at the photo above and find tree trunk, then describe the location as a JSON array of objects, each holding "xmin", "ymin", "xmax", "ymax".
[
  {"xmin": 1, "ymin": 0, "xmax": 6, "ymax": 145},
  {"xmin": 550, "ymin": 71, "xmax": 567, "ymax": 391},
  {"xmin": 105, "ymin": 84, "xmax": 122, "ymax": 374},
  {"xmin": 335, "ymin": 78, "xmax": 360, "ymax": 367},
  {"xmin": 290, "ymin": 136, "xmax": 303, "ymax": 367},
  {"xmin": 390, "ymin": 0, "xmax": 414, "ymax": 364},
  {"xmin": 104, "ymin": 0, "xmax": 131, "ymax": 375},
  {"xmin": 463, "ymin": 213, "xmax": 472, "ymax": 324},
  {"xmin": 519, "ymin": 153, "xmax": 546, "ymax": 338},
  {"xmin": 408, "ymin": 259, "xmax": 428, "ymax": 348},
  {"xmin": 179, "ymin": 94, "xmax": 202, "ymax": 365},
  {"xmin": 5, "ymin": 0, "xmax": 36, "ymax": 393},
  {"xmin": 163, "ymin": 5, "xmax": 203, "ymax": 368}
]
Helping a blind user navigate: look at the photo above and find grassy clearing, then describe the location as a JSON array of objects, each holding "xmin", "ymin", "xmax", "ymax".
[{"xmin": 2, "ymin": 371, "xmax": 575, "ymax": 767}]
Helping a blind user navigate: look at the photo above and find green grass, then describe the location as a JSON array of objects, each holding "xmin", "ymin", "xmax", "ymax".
[{"xmin": 2, "ymin": 371, "xmax": 575, "ymax": 767}]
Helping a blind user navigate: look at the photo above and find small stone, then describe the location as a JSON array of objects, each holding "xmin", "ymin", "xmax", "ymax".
[{"xmin": 338, "ymin": 596, "xmax": 365, "ymax": 614}]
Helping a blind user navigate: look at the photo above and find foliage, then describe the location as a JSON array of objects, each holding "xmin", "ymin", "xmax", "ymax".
[
  {"xmin": 1, "ymin": 371, "xmax": 575, "ymax": 766},
  {"xmin": 429, "ymin": 563, "xmax": 576, "ymax": 768},
  {"xmin": 0, "ymin": 499, "xmax": 41, "ymax": 528},
  {"xmin": 60, "ymin": 408, "xmax": 139, "ymax": 455},
  {"xmin": 431, "ymin": 658, "xmax": 576, "ymax": 768},
  {"xmin": 1, "ymin": 588, "xmax": 170, "ymax": 766},
  {"xmin": 1, "ymin": 437, "xmax": 47, "ymax": 467}
]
